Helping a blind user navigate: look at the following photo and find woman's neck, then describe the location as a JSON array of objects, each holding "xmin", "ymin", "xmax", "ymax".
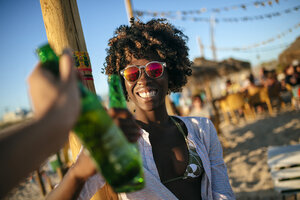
[{"xmin": 134, "ymin": 104, "xmax": 170, "ymax": 126}]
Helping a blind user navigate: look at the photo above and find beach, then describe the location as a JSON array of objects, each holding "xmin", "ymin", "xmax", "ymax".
[
  {"xmin": 4, "ymin": 109, "xmax": 300, "ymax": 200},
  {"xmin": 220, "ymin": 108, "xmax": 300, "ymax": 199}
]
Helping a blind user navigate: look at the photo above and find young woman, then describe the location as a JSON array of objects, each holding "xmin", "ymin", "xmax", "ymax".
[{"xmin": 48, "ymin": 18, "xmax": 234, "ymax": 200}]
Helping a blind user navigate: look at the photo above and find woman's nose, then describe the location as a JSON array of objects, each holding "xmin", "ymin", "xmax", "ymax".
[{"xmin": 138, "ymin": 68, "xmax": 151, "ymax": 84}]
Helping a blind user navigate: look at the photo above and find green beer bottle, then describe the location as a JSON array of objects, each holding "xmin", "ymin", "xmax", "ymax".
[
  {"xmin": 36, "ymin": 43, "xmax": 144, "ymax": 193},
  {"xmin": 107, "ymin": 74, "xmax": 145, "ymax": 189},
  {"xmin": 108, "ymin": 75, "xmax": 127, "ymax": 109}
]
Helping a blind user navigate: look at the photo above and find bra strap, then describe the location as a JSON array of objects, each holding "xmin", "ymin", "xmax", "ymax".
[{"xmin": 170, "ymin": 116, "xmax": 186, "ymax": 138}]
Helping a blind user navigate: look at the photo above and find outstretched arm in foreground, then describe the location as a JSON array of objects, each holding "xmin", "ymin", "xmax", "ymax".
[{"xmin": 0, "ymin": 51, "xmax": 80, "ymax": 197}]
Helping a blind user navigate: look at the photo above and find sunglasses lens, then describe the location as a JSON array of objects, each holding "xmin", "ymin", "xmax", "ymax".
[
  {"xmin": 146, "ymin": 62, "xmax": 163, "ymax": 78},
  {"xmin": 124, "ymin": 66, "xmax": 140, "ymax": 82}
]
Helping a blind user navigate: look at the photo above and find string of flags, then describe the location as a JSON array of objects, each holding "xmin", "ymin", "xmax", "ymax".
[
  {"xmin": 206, "ymin": 22, "xmax": 300, "ymax": 51},
  {"xmin": 221, "ymin": 43, "xmax": 290, "ymax": 53},
  {"xmin": 135, "ymin": 0, "xmax": 282, "ymax": 17},
  {"xmin": 135, "ymin": 5, "xmax": 300, "ymax": 23},
  {"xmin": 174, "ymin": 5, "xmax": 300, "ymax": 23}
]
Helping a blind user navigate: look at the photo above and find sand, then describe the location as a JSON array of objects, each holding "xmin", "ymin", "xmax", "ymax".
[
  {"xmin": 4, "ymin": 162, "xmax": 61, "ymax": 200},
  {"xmin": 4, "ymin": 109, "xmax": 300, "ymax": 200},
  {"xmin": 220, "ymin": 108, "xmax": 300, "ymax": 199}
]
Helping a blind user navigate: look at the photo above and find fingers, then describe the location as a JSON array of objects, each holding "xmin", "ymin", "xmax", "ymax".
[
  {"xmin": 27, "ymin": 61, "xmax": 59, "ymax": 118},
  {"xmin": 27, "ymin": 48, "xmax": 80, "ymax": 121},
  {"xmin": 28, "ymin": 47, "xmax": 75, "ymax": 87},
  {"xmin": 60, "ymin": 48, "xmax": 75, "ymax": 82},
  {"xmin": 27, "ymin": 62, "xmax": 54, "ymax": 85},
  {"xmin": 27, "ymin": 62, "xmax": 40, "ymax": 86},
  {"xmin": 28, "ymin": 62, "xmax": 42, "ymax": 79},
  {"xmin": 108, "ymin": 108, "xmax": 142, "ymax": 143},
  {"xmin": 108, "ymin": 108, "xmax": 133, "ymax": 119},
  {"xmin": 74, "ymin": 148, "xmax": 97, "ymax": 181},
  {"xmin": 116, "ymin": 119, "xmax": 141, "ymax": 142}
]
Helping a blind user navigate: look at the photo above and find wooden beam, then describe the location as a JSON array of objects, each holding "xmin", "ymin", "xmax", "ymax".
[
  {"xmin": 124, "ymin": 0, "xmax": 134, "ymax": 23},
  {"xmin": 39, "ymin": 1, "xmax": 117, "ymax": 199},
  {"xmin": 40, "ymin": 0, "xmax": 87, "ymax": 55}
]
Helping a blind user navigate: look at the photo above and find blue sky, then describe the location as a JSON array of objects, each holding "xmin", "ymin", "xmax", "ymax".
[{"xmin": 0, "ymin": 0, "xmax": 299, "ymax": 118}]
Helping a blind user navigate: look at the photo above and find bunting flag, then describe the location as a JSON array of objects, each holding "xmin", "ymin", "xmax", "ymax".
[
  {"xmin": 203, "ymin": 22, "xmax": 300, "ymax": 51},
  {"xmin": 135, "ymin": 5, "xmax": 300, "ymax": 23},
  {"xmin": 134, "ymin": 0, "xmax": 283, "ymax": 18},
  {"xmin": 219, "ymin": 43, "xmax": 290, "ymax": 53},
  {"xmin": 74, "ymin": 51, "xmax": 94, "ymax": 81}
]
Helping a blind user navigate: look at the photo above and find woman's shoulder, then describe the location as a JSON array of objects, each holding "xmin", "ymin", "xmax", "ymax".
[
  {"xmin": 174, "ymin": 116, "xmax": 217, "ymax": 150},
  {"xmin": 174, "ymin": 116, "xmax": 213, "ymax": 135},
  {"xmin": 175, "ymin": 115, "xmax": 211, "ymax": 126}
]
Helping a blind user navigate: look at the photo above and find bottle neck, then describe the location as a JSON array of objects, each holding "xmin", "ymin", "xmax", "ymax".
[{"xmin": 108, "ymin": 75, "xmax": 127, "ymax": 109}]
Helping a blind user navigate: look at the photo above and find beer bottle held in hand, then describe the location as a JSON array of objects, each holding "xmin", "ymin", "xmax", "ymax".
[
  {"xmin": 36, "ymin": 43, "xmax": 144, "ymax": 193},
  {"xmin": 108, "ymin": 75, "xmax": 127, "ymax": 109},
  {"xmin": 108, "ymin": 74, "xmax": 145, "ymax": 190}
]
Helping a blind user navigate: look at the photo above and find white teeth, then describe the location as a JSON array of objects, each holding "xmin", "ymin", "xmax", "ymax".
[{"xmin": 139, "ymin": 90, "xmax": 157, "ymax": 98}]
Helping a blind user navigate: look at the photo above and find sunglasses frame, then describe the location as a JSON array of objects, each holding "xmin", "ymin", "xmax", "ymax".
[{"xmin": 120, "ymin": 61, "xmax": 166, "ymax": 82}]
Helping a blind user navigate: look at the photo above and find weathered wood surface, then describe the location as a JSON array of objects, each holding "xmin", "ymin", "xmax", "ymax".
[
  {"xmin": 267, "ymin": 144, "xmax": 300, "ymax": 193},
  {"xmin": 40, "ymin": 0, "xmax": 117, "ymax": 199},
  {"xmin": 268, "ymin": 144, "xmax": 300, "ymax": 170}
]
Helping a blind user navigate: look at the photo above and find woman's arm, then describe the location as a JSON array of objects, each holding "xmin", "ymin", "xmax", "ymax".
[{"xmin": 46, "ymin": 150, "xmax": 98, "ymax": 200}]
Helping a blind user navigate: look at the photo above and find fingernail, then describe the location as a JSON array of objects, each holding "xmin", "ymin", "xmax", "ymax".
[
  {"xmin": 59, "ymin": 51, "xmax": 72, "ymax": 81},
  {"xmin": 62, "ymin": 48, "xmax": 72, "ymax": 56}
]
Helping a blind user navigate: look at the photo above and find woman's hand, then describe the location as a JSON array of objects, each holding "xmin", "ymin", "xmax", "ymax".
[
  {"xmin": 46, "ymin": 149, "xmax": 97, "ymax": 200},
  {"xmin": 108, "ymin": 108, "xmax": 141, "ymax": 143},
  {"xmin": 68, "ymin": 108, "xmax": 141, "ymax": 187},
  {"xmin": 71, "ymin": 149, "xmax": 97, "ymax": 182}
]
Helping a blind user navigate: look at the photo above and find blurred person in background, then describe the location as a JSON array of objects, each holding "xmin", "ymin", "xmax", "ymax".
[
  {"xmin": 170, "ymin": 92, "xmax": 181, "ymax": 108},
  {"xmin": 277, "ymin": 73, "xmax": 292, "ymax": 105},
  {"xmin": 259, "ymin": 67, "xmax": 268, "ymax": 86},
  {"xmin": 265, "ymin": 70, "xmax": 282, "ymax": 109},
  {"xmin": 295, "ymin": 63, "xmax": 300, "ymax": 82},
  {"xmin": 243, "ymin": 74, "xmax": 260, "ymax": 95},
  {"xmin": 284, "ymin": 63, "xmax": 298, "ymax": 87},
  {"xmin": 179, "ymin": 87, "xmax": 192, "ymax": 116},
  {"xmin": 169, "ymin": 92, "xmax": 182, "ymax": 115},
  {"xmin": 189, "ymin": 95, "xmax": 214, "ymax": 120},
  {"xmin": 284, "ymin": 62, "xmax": 300, "ymax": 110},
  {"xmin": 243, "ymin": 74, "xmax": 266, "ymax": 113},
  {"xmin": 222, "ymin": 79, "xmax": 241, "ymax": 96}
]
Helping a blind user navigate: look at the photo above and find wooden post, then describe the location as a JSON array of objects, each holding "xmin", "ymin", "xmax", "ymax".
[
  {"xmin": 210, "ymin": 15, "xmax": 217, "ymax": 61},
  {"xmin": 197, "ymin": 36, "xmax": 205, "ymax": 58},
  {"xmin": 39, "ymin": 0, "xmax": 117, "ymax": 199},
  {"xmin": 124, "ymin": 0, "xmax": 134, "ymax": 22},
  {"xmin": 39, "ymin": 0, "xmax": 95, "ymax": 92},
  {"xmin": 34, "ymin": 170, "xmax": 46, "ymax": 196}
]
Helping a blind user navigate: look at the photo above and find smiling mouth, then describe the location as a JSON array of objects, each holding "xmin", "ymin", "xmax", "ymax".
[{"xmin": 137, "ymin": 89, "xmax": 158, "ymax": 98}]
